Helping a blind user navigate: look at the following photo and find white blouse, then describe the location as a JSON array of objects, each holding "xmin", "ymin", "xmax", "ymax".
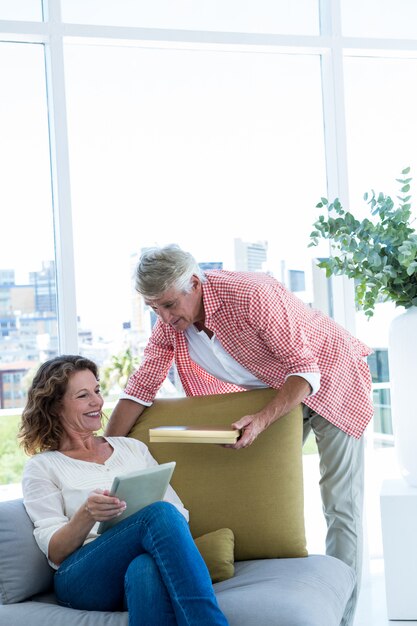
[{"xmin": 22, "ymin": 437, "xmax": 188, "ymax": 569}]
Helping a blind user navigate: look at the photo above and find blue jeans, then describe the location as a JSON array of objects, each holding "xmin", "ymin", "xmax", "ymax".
[{"xmin": 54, "ymin": 501, "xmax": 229, "ymax": 626}]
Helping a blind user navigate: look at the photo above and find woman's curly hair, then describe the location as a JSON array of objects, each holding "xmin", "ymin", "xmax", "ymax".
[{"xmin": 19, "ymin": 355, "xmax": 99, "ymax": 456}]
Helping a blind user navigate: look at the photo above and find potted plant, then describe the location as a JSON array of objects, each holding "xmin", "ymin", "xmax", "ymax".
[
  {"xmin": 309, "ymin": 167, "xmax": 417, "ymax": 486},
  {"xmin": 309, "ymin": 167, "xmax": 417, "ymax": 318}
]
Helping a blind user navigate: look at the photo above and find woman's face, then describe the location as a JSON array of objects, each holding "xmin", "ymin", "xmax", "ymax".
[{"xmin": 59, "ymin": 369, "xmax": 104, "ymax": 435}]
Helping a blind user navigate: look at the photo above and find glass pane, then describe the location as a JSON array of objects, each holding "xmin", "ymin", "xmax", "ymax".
[
  {"xmin": 64, "ymin": 43, "xmax": 326, "ymax": 397},
  {"xmin": 61, "ymin": 0, "xmax": 319, "ymax": 35},
  {"xmin": 0, "ymin": 0, "xmax": 42, "ymax": 21},
  {"xmin": 372, "ymin": 388, "xmax": 393, "ymax": 438},
  {"xmin": 0, "ymin": 43, "xmax": 56, "ymax": 409},
  {"xmin": 342, "ymin": 0, "xmax": 417, "ymax": 38},
  {"xmin": 344, "ymin": 56, "xmax": 417, "ymax": 221},
  {"xmin": 344, "ymin": 56, "xmax": 417, "ymax": 443}
]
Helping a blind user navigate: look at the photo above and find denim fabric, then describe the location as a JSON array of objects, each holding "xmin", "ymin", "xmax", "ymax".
[{"xmin": 54, "ymin": 501, "xmax": 228, "ymax": 626}]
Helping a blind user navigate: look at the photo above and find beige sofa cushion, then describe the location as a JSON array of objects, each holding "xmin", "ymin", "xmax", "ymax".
[{"xmin": 129, "ymin": 388, "xmax": 307, "ymax": 561}]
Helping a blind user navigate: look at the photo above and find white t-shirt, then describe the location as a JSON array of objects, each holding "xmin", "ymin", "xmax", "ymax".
[{"xmin": 22, "ymin": 437, "xmax": 188, "ymax": 569}]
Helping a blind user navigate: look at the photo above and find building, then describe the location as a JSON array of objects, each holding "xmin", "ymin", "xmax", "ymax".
[
  {"xmin": 234, "ymin": 239, "xmax": 268, "ymax": 272},
  {"xmin": 0, "ymin": 360, "xmax": 34, "ymax": 410},
  {"xmin": 29, "ymin": 261, "xmax": 57, "ymax": 314},
  {"xmin": 0, "ymin": 262, "xmax": 58, "ymax": 366},
  {"xmin": 199, "ymin": 262, "xmax": 223, "ymax": 271}
]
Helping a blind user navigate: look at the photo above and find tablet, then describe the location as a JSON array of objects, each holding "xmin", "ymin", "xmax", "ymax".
[{"xmin": 97, "ymin": 461, "xmax": 176, "ymax": 534}]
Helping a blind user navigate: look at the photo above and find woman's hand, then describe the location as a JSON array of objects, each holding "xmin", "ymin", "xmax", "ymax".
[{"xmin": 84, "ymin": 489, "xmax": 127, "ymax": 522}]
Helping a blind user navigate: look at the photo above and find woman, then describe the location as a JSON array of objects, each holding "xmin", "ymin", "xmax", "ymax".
[{"xmin": 19, "ymin": 354, "xmax": 228, "ymax": 626}]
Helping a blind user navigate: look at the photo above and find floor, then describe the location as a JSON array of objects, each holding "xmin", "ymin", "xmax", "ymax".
[
  {"xmin": 1, "ymin": 443, "xmax": 415, "ymax": 625},
  {"xmin": 303, "ymin": 442, "xmax": 417, "ymax": 626}
]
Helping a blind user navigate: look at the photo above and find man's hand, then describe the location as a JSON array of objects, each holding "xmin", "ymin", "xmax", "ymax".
[
  {"xmin": 230, "ymin": 410, "xmax": 273, "ymax": 449},
  {"xmin": 227, "ymin": 376, "xmax": 311, "ymax": 450}
]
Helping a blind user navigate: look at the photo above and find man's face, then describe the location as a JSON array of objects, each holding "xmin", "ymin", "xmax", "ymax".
[{"xmin": 144, "ymin": 276, "xmax": 204, "ymax": 331}]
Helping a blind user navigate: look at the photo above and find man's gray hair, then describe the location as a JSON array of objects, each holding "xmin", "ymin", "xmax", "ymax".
[{"xmin": 135, "ymin": 244, "xmax": 206, "ymax": 299}]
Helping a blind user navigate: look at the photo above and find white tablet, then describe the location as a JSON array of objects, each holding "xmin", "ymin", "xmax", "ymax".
[{"xmin": 97, "ymin": 461, "xmax": 176, "ymax": 534}]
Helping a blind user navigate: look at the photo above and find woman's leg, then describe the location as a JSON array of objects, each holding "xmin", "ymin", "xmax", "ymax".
[
  {"xmin": 54, "ymin": 501, "xmax": 228, "ymax": 626},
  {"xmin": 123, "ymin": 502, "xmax": 228, "ymax": 626},
  {"xmin": 125, "ymin": 553, "xmax": 176, "ymax": 626}
]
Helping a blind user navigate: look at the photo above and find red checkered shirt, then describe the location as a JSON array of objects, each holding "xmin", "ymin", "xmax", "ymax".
[{"xmin": 124, "ymin": 271, "xmax": 373, "ymax": 438}]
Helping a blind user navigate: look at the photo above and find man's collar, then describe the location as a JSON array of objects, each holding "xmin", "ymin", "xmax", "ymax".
[{"xmin": 201, "ymin": 275, "xmax": 222, "ymax": 322}]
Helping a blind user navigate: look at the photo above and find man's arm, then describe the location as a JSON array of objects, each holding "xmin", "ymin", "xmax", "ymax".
[
  {"xmin": 105, "ymin": 399, "xmax": 146, "ymax": 437},
  {"xmin": 230, "ymin": 375, "xmax": 311, "ymax": 449}
]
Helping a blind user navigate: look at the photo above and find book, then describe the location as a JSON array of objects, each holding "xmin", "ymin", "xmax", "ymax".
[{"xmin": 149, "ymin": 425, "xmax": 240, "ymax": 444}]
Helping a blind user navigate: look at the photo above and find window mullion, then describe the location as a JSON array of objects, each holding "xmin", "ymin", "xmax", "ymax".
[
  {"xmin": 319, "ymin": 0, "xmax": 356, "ymax": 333},
  {"xmin": 43, "ymin": 0, "xmax": 78, "ymax": 353}
]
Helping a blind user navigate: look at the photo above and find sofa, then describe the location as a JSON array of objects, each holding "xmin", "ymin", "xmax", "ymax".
[{"xmin": 0, "ymin": 389, "xmax": 355, "ymax": 625}]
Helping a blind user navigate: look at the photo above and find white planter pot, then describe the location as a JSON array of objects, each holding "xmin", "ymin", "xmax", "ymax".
[{"xmin": 388, "ymin": 306, "xmax": 417, "ymax": 487}]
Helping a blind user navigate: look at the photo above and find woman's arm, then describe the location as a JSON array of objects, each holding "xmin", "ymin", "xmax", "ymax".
[
  {"xmin": 48, "ymin": 489, "xmax": 126, "ymax": 566},
  {"xmin": 23, "ymin": 458, "xmax": 126, "ymax": 567}
]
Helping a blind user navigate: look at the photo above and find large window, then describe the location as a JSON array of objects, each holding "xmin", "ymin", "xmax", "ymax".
[
  {"xmin": 0, "ymin": 42, "xmax": 55, "ymax": 409},
  {"xmin": 2, "ymin": 0, "xmax": 417, "ymax": 427},
  {"xmin": 344, "ymin": 54, "xmax": 417, "ymax": 442},
  {"xmin": 64, "ymin": 43, "xmax": 326, "ymax": 366}
]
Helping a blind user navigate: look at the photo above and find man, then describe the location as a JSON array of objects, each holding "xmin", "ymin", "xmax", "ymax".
[{"xmin": 106, "ymin": 244, "xmax": 373, "ymax": 626}]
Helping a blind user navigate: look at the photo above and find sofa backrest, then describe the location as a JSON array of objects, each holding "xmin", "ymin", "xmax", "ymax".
[{"xmin": 129, "ymin": 388, "xmax": 307, "ymax": 561}]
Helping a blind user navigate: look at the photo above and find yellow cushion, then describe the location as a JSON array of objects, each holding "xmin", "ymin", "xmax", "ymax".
[
  {"xmin": 129, "ymin": 388, "xmax": 307, "ymax": 561},
  {"xmin": 194, "ymin": 528, "xmax": 235, "ymax": 583}
]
